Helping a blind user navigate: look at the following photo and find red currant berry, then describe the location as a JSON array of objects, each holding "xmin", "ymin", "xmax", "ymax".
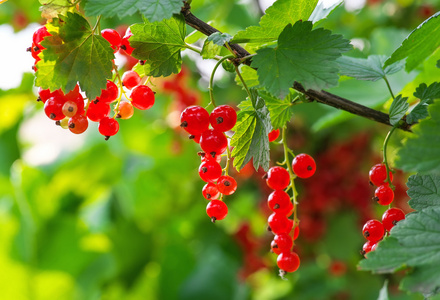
[
  {"xmin": 101, "ymin": 28, "xmax": 121, "ymax": 52},
  {"xmin": 98, "ymin": 117, "xmax": 119, "ymax": 139},
  {"xmin": 202, "ymin": 182, "xmax": 220, "ymax": 200},
  {"xmin": 86, "ymin": 101, "xmax": 110, "ymax": 122},
  {"xmin": 180, "ymin": 106, "xmax": 210, "ymax": 135},
  {"xmin": 44, "ymin": 96, "xmax": 66, "ymax": 121},
  {"xmin": 217, "ymin": 175, "xmax": 237, "ymax": 195},
  {"xmin": 267, "ymin": 190, "xmax": 293, "ymax": 216},
  {"xmin": 268, "ymin": 129, "xmax": 280, "ymax": 142},
  {"xmin": 200, "ymin": 152, "xmax": 222, "ymax": 163},
  {"xmin": 277, "ymin": 251, "xmax": 300, "ymax": 273},
  {"xmin": 271, "ymin": 240, "xmax": 282, "ymax": 255},
  {"xmin": 374, "ymin": 185, "xmax": 394, "ymax": 206},
  {"xmin": 62, "ymin": 100, "xmax": 78, "ymax": 117},
  {"xmin": 361, "ymin": 240, "xmax": 377, "ymax": 257},
  {"xmin": 120, "ymin": 28, "xmax": 134, "ymax": 55},
  {"xmin": 273, "ymin": 234, "xmax": 293, "ymax": 253},
  {"xmin": 362, "ymin": 219, "xmax": 385, "ymax": 242},
  {"xmin": 382, "ymin": 208, "xmax": 405, "ymax": 231},
  {"xmin": 209, "ymin": 105, "xmax": 237, "ymax": 132},
  {"xmin": 268, "ymin": 213, "xmax": 294, "ymax": 235},
  {"xmin": 265, "ymin": 166, "xmax": 290, "ymax": 190},
  {"xmin": 32, "ymin": 25, "xmax": 51, "ymax": 49},
  {"xmin": 122, "ymin": 70, "xmax": 141, "ymax": 90},
  {"xmin": 38, "ymin": 87, "xmax": 62, "ymax": 103},
  {"xmin": 200, "ymin": 129, "xmax": 228, "ymax": 156},
  {"xmin": 99, "ymin": 80, "xmax": 119, "ymax": 104},
  {"xmin": 206, "ymin": 199, "xmax": 228, "ymax": 222},
  {"xmin": 198, "ymin": 160, "xmax": 222, "ymax": 182},
  {"xmin": 369, "ymin": 164, "xmax": 393, "ymax": 186},
  {"xmin": 68, "ymin": 114, "xmax": 88, "ymax": 134},
  {"xmin": 130, "ymin": 85, "xmax": 155, "ymax": 110},
  {"xmin": 117, "ymin": 101, "xmax": 134, "ymax": 119},
  {"xmin": 292, "ymin": 153, "xmax": 316, "ymax": 179}
]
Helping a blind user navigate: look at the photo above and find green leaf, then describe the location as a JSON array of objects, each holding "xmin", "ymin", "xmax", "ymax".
[
  {"xmin": 207, "ymin": 32, "xmax": 232, "ymax": 46},
  {"xmin": 337, "ymin": 55, "xmax": 404, "ymax": 81},
  {"xmin": 231, "ymin": 0, "xmax": 319, "ymax": 45},
  {"xmin": 400, "ymin": 264, "xmax": 440, "ymax": 298},
  {"xmin": 231, "ymin": 92, "xmax": 272, "ymax": 171},
  {"xmin": 39, "ymin": 0, "xmax": 75, "ymax": 19},
  {"xmin": 396, "ymin": 101, "xmax": 440, "ymax": 173},
  {"xmin": 308, "ymin": 0, "xmax": 343, "ymax": 25},
  {"xmin": 389, "ymin": 95, "xmax": 409, "ymax": 126},
  {"xmin": 377, "ymin": 280, "xmax": 389, "ymax": 300},
  {"xmin": 235, "ymin": 65, "xmax": 260, "ymax": 90},
  {"xmin": 201, "ymin": 39, "xmax": 221, "ymax": 59},
  {"xmin": 84, "ymin": 0, "xmax": 183, "ymax": 22},
  {"xmin": 35, "ymin": 12, "xmax": 113, "ymax": 100},
  {"xmin": 129, "ymin": 15, "xmax": 186, "ymax": 77},
  {"xmin": 407, "ymin": 174, "xmax": 440, "ymax": 211},
  {"xmin": 258, "ymin": 89, "xmax": 295, "ymax": 129},
  {"xmin": 406, "ymin": 82, "xmax": 440, "ymax": 124},
  {"xmin": 385, "ymin": 11, "xmax": 440, "ymax": 71},
  {"xmin": 251, "ymin": 21, "xmax": 351, "ymax": 98}
]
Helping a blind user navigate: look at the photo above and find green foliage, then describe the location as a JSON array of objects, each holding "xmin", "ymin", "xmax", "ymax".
[
  {"xmin": 407, "ymin": 174, "xmax": 440, "ymax": 210},
  {"xmin": 252, "ymin": 21, "xmax": 351, "ymax": 98},
  {"xmin": 385, "ymin": 11, "xmax": 440, "ymax": 72},
  {"xmin": 231, "ymin": 91, "xmax": 272, "ymax": 171},
  {"xmin": 207, "ymin": 32, "xmax": 233, "ymax": 46},
  {"xmin": 38, "ymin": 0, "xmax": 75, "ymax": 19},
  {"xmin": 396, "ymin": 101, "xmax": 440, "ymax": 173},
  {"xmin": 408, "ymin": 82, "xmax": 440, "ymax": 124},
  {"xmin": 258, "ymin": 89, "xmax": 295, "ymax": 129},
  {"xmin": 84, "ymin": 0, "xmax": 182, "ymax": 22},
  {"xmin": 337, "ymin": 55, "xmax": 404, "ymax": 81},
  {"xmin": 389, "ymin": 95, "xmax": 409, "ymax": 126},
  {"xmin": 308, "ymin": 0, "xmax": 343, "ymax": 25},
  {"xmin": 35, "ymin": 12, "xmax": 114, "ymax": 99},
  {"xmin": 130, "ymin": 15, "xmax": 186, "ymax": 77},
  {"xmin": 231, "ymin": 0, "xmax": 319, "ymax": 45}
]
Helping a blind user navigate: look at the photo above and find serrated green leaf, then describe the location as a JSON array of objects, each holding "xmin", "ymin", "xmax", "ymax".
[
  {"xmin": 231, "ymin": 0, "xmax": 319, "ymax": 45},
  {"xmin": 360, "ymin": 206, "xmax": 440, "ymax": 272},
  {"xmin": 408, "ymin": 82, "xmax": 440, "ymax": 124},
  {"xmin": 385, "ymin": 11, "xmax": 440, "ymax": 71},
  {"xmin": 389, "ymin": 95, "xmax": 409, "ymax": 126},
  {"xmin": 400, "ymin": 264, "xmax": 440, "ymax": 298},
  {"xmin": 84, "ymin": 0, "xmax": 183, "ymax": 22},
  {"xmin": 221, "ymin": 60, "xmax": 235, "ymax": 73},
  {"xmin": 407, "ymin": 174, "xmax": 440, "ymax": 211},
  {"xmin": 207, "ymin": 32, "xmax": 232, "ymax": 46},
  {"xmin": 231, "ymin": 93, "xmax": 272, "ymax": 171},
  {"xmin": 39, "ymin": 0, "xmax": 75, "ymax": 19},
  {"xmin": 308, "ymin": 0, "xmax": 343, "ymax": 25},
  {"xmin": 396, "ymin": 102, "xmax": 440, "ymax": 173},
  {"xmin": 251, "ymin": 21, "xmax": 351, "ymax": 98},
  {"xmin": 337, "ymin": 55, "xmax": 404, "ymax": 81},
  {"xmin": 130, "ymin": 15, "xmax": 186, "ymax": 77},
  {"xmin": 201, "ymin": 39, "xmax": 221, "ymax": 59},
  {"xmin": 35, "ymin": 12, "xmax": 113, "ymax": 100},
  {"xmin": 235, "ymin": 65, "xmax": 260, "ymax": 90},
  {"xmin": 407, "ymin": 103, "xmax": 430, "ymax": 124},
  {"xmin": 258, "ymin": 90, "xmax": 295, "ymax": 129}
]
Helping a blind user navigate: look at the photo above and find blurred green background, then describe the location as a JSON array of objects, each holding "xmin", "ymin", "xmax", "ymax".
[{"xmin": 1, "ymin": 0, "xmax": 440, "ymax": 299}]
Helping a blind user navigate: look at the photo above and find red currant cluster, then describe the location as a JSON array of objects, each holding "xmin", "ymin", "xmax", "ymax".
[
  {"xmin": 180, "ymin": 104, "xmax": 238, "ymax": 222},
  {"xmin": 361, "ymin": 164, "xmax": 406, "ymax": 256},
  {"xmin": 28, "ymin": 25, "xmax": 51, "ymax": 71},
  {"xmin": 29, "ymin": 26, "xmax": 156, "ymax": 140},
  {"xmin": 265, "ymin": 153, "xmax": 316, "ymax": 277}
]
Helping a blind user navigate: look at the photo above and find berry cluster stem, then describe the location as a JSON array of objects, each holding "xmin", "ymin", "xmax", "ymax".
[
  {"xmin": 208, "ymin": 55, "xmax": 235, "ymax": 108},
  {"xmin": 382, "ymin": 125, "xmax": 397, "ymax": 189}
]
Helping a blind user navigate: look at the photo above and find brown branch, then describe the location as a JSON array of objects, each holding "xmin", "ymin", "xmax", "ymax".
[{"xmin": 181, "ymin": 3, "xmax": 412, "ymax": 132}]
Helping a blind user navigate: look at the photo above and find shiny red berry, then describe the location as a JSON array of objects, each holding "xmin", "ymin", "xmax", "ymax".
[
  {"xmin": 292, "ymin": 153, "xmax": 316, "ymax": 178},
  {"xmin": 68, "ymin": 114, "xmax": 88, "ymax": 134},
  {"xmin": 86, "ymin": 101, "xmax": 110, "ymax": 122},
  {"xmin": 198, "ymin": 160, "xmax": 222, "ymax": 182},
  {"xmin": 217, "ymin": 175, "xmax": 237, "ymax": 195},
  {"xmin": 200, "ymin": 129, "xmax": 228, "ymax": 156},
  {"xmin": 362, "ymin": 219, "xmax": 384, "ymax": 242},
  {"xmin": 130, "ymin": 85, "xmax": 155, "ymax": 110},
  {"xmin": 268, "ymin": 129, "xmax": 280, "ymax": 142},
  {"xmin": 99, "ymin": 80, "xmax": 119, "ymax": 104},
  {"xmin": 268, "ymin": 213, "xmax": 293, "ymax": 235},
  {"xmin": 180, "ymin": 105, "xmax": 210, "ymax": 135},
  {"xmin": 122, "ymin": 70, "xmax": 141, "ymax": 90},
  {"xmin": 202, "ymin": 182, "xmax": 220, "ymax": 200},
  {"xmin": 369, "ymin": 164, "xmax": 393, "ymax": 186},
  {"xmin": 272, "ymin": 234, "xmax": 293, "ymax": 253},
  {"xmin": 266, "ymin": 166, "xmax": 290, "ymax": 190},
  {"xmin": 99, "ymin": 117, "xmax": 119, "ymax": 139},
  {"xmin": 382, "ymin": 208, "xmax": 405, "ymax": 231},
  {"xmin": 209, "ymin": 105, "xmax": 237, "ymax": 132},
  {"xmin": 101, "ymin": 28, "xmax": 121, "ymax": 52},
  {"xmin": 267, "ymin": 190, "xmax": 293, "ymax": 216},
  {"xmin": 361, "ymin": 240, "xmax": 377, "ymax": 257},
  {"xmin": 374, "ymin": 185, "xmax": 394, "ymax": 205},
  {"xmin": 120, "ymin": 27, "xmax": 134, "ymax": 55},
  {"xmin": 277, "ymin": 251, "xmax": 300, "ymax": 273},
  {"xmin": 44, "ymin": 96, "xmax": 66, "ymax": 121},
  {"xmin": 206, "ymin": 200, "xmax": 228, "ymax": 222}
]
